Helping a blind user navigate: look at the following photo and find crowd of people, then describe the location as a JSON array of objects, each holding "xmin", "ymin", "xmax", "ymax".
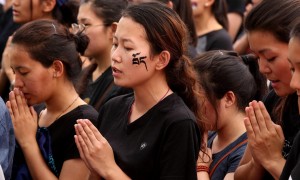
[{"xmin": 0, "ymin": 0, "xmax": 300, "ymax": 179}]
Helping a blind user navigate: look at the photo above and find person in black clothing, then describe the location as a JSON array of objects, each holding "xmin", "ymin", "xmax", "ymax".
[
  {"xmin": 6, "ymin": 19, "xmax": 98, "ymax": 179},
  {"xmin": 77, "ymin": 0, "xmax": 131, "ymax": 112},
  {"xmin": 234, "ymin": 0, "xmax": 300, "ymax": 179},
  {"xmin": 74, "ymin": 2, "xmax": 206, "ymax": 179},
  {"xmin": 279, "ymin": 19, "xmax": 300, "ymax": 180},
  {"xmin": 191, "ymin": 0, "xmax": 233, "ymax": 54},
  {"xmin": 0, "ymin": 0, "xmax": 79, "ymax": 101}
]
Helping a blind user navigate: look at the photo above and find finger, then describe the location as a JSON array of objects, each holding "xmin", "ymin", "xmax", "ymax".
[
  {"xmin": 258, "ymin": 101, "xmax": 274, "ymax": 131},
  {"xmin": 6, "ymin": 101, "xmax": 15, "ymax": 123},
  {"xmin": 274, "ymin": 124, "xmax": 285, "ymax": 142},
  {"xmin": 30, "ymin": 106, "xmax": 38, "ymax": 124},
  {"xmin": 8, "ymin": 91, "xmax": 20, "ymax": 118},
  {"xmin": 246, "ymin": 105, "xmax": 259, "ymax": 135},
  {"xmin": 251, "ymin": 101, "xmax": 268, "ymax": 133},
  {"xmin": 77, "ymin": 134, "xmax": 91, "ymax": 159},
  {"xmin": 74, "ymin": 134, "xmax": 87, "ymax": 161},
  {"xmin": 75, "ymin": 122, "xmax": 94, "ymax": 149},
  {"xmin": 80, "ymin": 120, "xmax": 101, "ymax": 145},
  {"xmin": 84, "ymin": 120, "xmax": 103, "ymax": 141},
  {"xmin": 244, "ymin": 116, "xmax": 255, "ymax": 140},
  {"xmin": 13, "ymin": 88, "xmax": 26, "ymax": 115}
]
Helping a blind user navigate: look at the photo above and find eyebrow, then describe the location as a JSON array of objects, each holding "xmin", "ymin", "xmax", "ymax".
[{"xmin": 113, "ymin": 36, "xmax": 134, "ymax": 43}]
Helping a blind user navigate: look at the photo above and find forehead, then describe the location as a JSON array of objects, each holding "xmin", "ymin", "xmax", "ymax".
[
  {"xmin": 248, "ymin": 30, "xmax": 287, "ymax": 54},
  {"xmin": 10, "ymin": 44, "xmax": 35, "ymax": 65},
  {"xmin": 288, "ymin": 37, "xmax": 300, "ymax": 62},
  {"xmin": 78, "ymin": 3, "xmax": 100, "ymax": 20},
  {"xmin": 115, "ymin": 17, "xmax": 147, "ymax": 41}
]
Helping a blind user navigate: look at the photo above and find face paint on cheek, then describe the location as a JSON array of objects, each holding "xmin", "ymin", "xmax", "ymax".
[{"xmin": 132, "ymin": 52, "xmax": 148, "ymax": 71}]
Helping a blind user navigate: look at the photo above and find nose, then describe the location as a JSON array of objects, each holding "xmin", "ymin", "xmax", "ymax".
[
  {"xmin": 12, "ymin": 0, "xmax": 20, "ymax": 6},
  {"xmin": 13, "ymin": 74, "xmax": 24, "ymax": 89},
  {"xmin": 258, "ymin": 58, "xmax": 271, "ymax": 74},
  {"xmin": 111, "ymin": 47, "xmax": 122, "ymax": 64}
]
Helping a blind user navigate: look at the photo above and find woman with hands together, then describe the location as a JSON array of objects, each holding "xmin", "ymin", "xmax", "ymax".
[
  {"xmin": 234, "ymin": 0, "xmax": 300, "ymax": 179},
  {"xmin": 6, "ymin": 19, "xmax": 98, "ymax": 179},
  {"xmin": 75, "ymin": 2, "xmax": 205, "ymax": 179}
]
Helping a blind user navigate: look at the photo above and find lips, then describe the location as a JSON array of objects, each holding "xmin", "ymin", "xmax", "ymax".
[
  {"xmin": 191, "ymin": 2, "xmax": 197, "ymax": 10},
  {"xmin": 112, "ymin": 67, "xmax": 121, "ymax": 73}
]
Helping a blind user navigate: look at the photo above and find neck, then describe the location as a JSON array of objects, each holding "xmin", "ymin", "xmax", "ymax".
[
  {"xmin": 129, "ymin": 73, "xmax": 172, "ymax": 123},
  {"xmin": 194, "ymin": 12, "xmax": 223, "ymax": 36},
  {"xmin": 212, "ymin": 111, "xmax": 246, "ymax": 153},
  {"xmin": 92, "ymin": 51, "xmax": 112, "ymax": 81}
]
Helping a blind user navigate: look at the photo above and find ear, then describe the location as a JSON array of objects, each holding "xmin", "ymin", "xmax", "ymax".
[
  {"xmin": 204, "ymin": 0, "xmax": 215, "ymax": 7},
  {"xmin": 41, "ymin": 0, "xmax": 56, "ymax": 13},
  {"xmin": 111, "ymin": 22, "xmax": 118, "ymax": 33},
  {"xmin": 222, "ymin": 91, "xmax": 236, "ymax": 108},
  {"xmin": 156, "ymin": 50, "xmax": 170, "ymax": 70},
  {"xmin": 109, "ymin": 23, "xmax": 118, "ymax": 39},
  {"xmin": 166, "ymin": 1, "xmax": 174, "ymax": 9},
  {"xmin": 51, "ymin": 60, "xmax": 64, "ymax": 78}
]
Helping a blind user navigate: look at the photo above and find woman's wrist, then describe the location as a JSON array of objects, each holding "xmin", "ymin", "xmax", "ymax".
[{"xmin": 197, "ymin": 165, "xmax": 209, "ymax": 173}]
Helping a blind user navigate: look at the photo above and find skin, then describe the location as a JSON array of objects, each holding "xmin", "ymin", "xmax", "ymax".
[
  {"xmin": 12, "ymin": 0, "xmax": 54, "ymax": 23},
  {"xmin": 75, "ymin": 16, "xmax": 173, "ymax": 179},
  {"xmin": 248, "ymin": 31, "xmax": 295, "ymax": 96},
  {"xmin": 191, "ymin": 0, "xmax": 223, "ymax": 37},
  {"xmin": 7, "ymin": 44, "xmax": 90, "ymax": 179},
  {"xmin": 235, "ymin": 31, "xmax": 295, "ymax": 180},
  {"xmin": 197, "ymin": 92, "xmax": 246, "ymax": 180},
  {"xmin": 288, "ymin": 37, "xmax": 300, "ymax": 112},
  {"xmin": 77, "ymin": 2, "xmax": 114, "ymax": 81}
]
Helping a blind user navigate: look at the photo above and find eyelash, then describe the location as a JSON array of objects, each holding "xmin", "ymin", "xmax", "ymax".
[{"xmin": 266, "ymin": 57, "xmax": 276, "ymax": 62}]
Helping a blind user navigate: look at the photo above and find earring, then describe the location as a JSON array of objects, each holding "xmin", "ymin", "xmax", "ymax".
[
  {"xmin": 53, "ymin": 73, "xmax": 57, "ymax": 78},
  {"xmin": 204, "ymin": 3, "xmax": 209, "ymax": 6}
]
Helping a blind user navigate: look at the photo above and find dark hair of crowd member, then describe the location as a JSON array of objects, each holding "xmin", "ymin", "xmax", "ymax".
[
  {"xmin": 169, "ymin": 0, "xmax": 198, "ymax": 46},
  {"xmin": 245, "ymin": 0, "xmax": 300, "ymax": 124},
  {"xmin": 212, "ymin": 0, "xmax": 228, "ymax": 30},
  {"xmin": 194, "ymin": 50, "xmax": 267, "ymax": 120},
  {"xmin": 28, "ymin": 0, "xmax": 79, "ymax": 27},
  {"xmin": 122, "ymin": 2, "xmax": 206, "ymax": 145},
  {"xmin": 245, "ymin": 0, "xmax": 300, "ymax": 44},
  {"xmin": 11, "ymin": 19, "xmax": 89, "ymax": 92}
]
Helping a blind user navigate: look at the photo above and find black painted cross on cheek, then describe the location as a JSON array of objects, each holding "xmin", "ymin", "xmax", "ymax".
[{"xmin": 132, "ymin": 52, "xmax": 148, "ymax": 71}]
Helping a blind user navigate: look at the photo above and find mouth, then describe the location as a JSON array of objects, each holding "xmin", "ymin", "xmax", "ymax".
[
  {"xmin": 12, "ymin": 9, "xmax": 20, "ymax": 16},
  {"xmin": 191, "ymin": 2, "xmax": 197, "ymax": 10},
  {"xmin": 112, "ymin": 67, "xmax": 122, "ymax": 73}
]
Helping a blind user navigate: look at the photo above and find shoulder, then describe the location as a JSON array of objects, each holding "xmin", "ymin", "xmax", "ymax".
[
  {"xmin": 71, "ymin": 105, "xmax": 99, "ymax": 123},
  {"xmin": 155, "ymin": 94, "xmax": 198, "ymax": 126},
  {"xmin": 206, "ymin": 29, "xmax": 233, "ymax": 50}
]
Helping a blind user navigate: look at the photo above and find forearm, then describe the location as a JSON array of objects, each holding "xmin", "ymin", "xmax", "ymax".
[
  {"xmin": 21, "ymin": 142, "xmax": 58, "ymax": 180},
  {"xmin": 197, "ymin": 171, "xmax": 210, "ymax": 180},
  {"xmin": 234, "ymin": 160, "xmax": 265, "ymax": 180},
  {"xmin": 102, "ymin": 165, "xmax": 131, "ymax": 180}
]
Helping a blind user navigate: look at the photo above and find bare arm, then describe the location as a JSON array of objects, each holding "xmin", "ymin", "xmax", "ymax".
[{"xmin": 227, "ymin": 13, "xmax": 243, "ymax": 40}]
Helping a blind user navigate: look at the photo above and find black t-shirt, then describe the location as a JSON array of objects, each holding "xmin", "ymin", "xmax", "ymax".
[
  {"xmin": 97, "ymin": 93, "xmax": 201, "ymax": 179},
  {"xmin": 262, "ymin": 91, "xmax": 300, "ymax": 179},
  {"xmin": 196, "ymin": 29, "xmax": 233, "ymax": 54},
  {"xmin": 81, "ymin": 66, "xmax": 132, "ymax": 112},
  {"xmin": 46, "ymin": 105, "xmax": 98, "ymax": 174},
  {"xmin": 280, "ymin": 130, "xmax": 300, "ymax": 180},
  {"xmin": 12, "ymin": 105, "xmax": 98, "ymax": 178},
  {"xmin": 226, "ymin": 0, "xmax": 247, "ymax": 16}
]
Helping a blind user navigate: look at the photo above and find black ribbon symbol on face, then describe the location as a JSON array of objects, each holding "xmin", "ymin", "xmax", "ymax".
[{"xmin": 132, "ymin": 52, "xmax": 148, "ymax": 71}]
